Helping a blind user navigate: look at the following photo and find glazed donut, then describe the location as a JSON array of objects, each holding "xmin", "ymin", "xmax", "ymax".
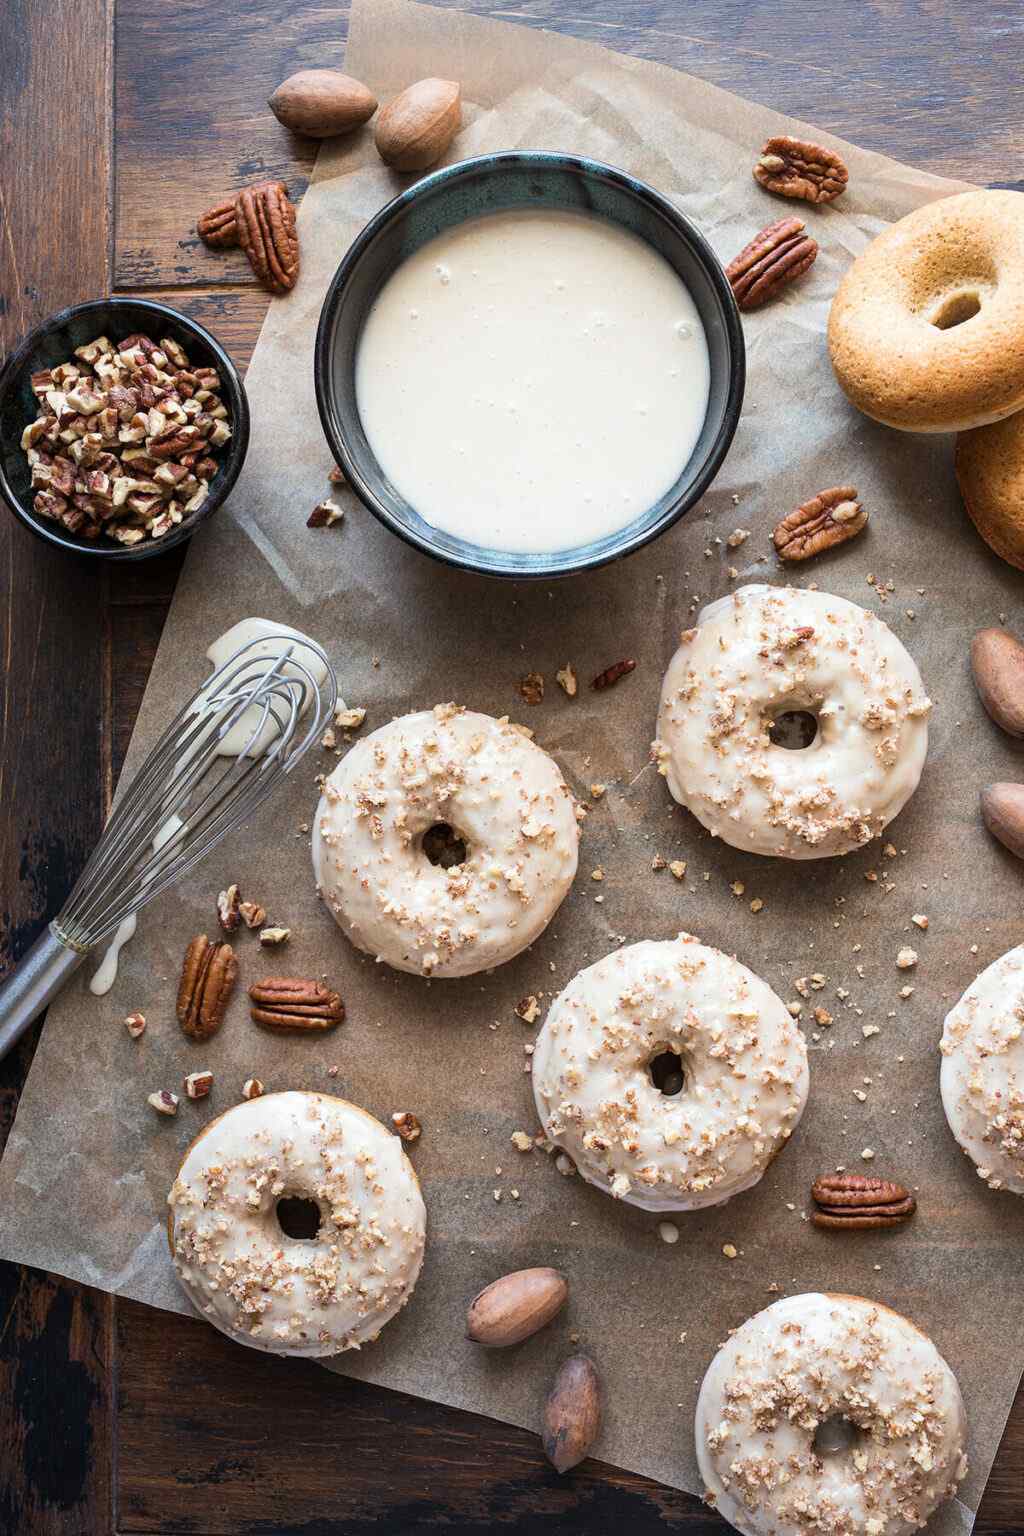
[
  {"xmin": 313, "ymin": 703, "xmax": 579, "ymax": 978},
  {"xmin": 956, "ymin": 407, "xmax": 1024, "ymax": 571},
  {"xmin": 167, "ymin": 1091, "xmax": 426, "ymax": 1356},
  {"xmin": 828, "ymin": 188, "xmax": 1024, "ymax": 432},
  {"xmin": 530, "ymin": 933, "xmax": 808, "ymax": 1212},
  {"xmin": 940, "ymin": 943, "xmax": 1024, "ymax": 1193},
  {"xmin": 654, "ymin": 585, "xmax": 931, "ymax": 860},
  {"xmin": 696, "ymin": 1292, "xmax": 968, "ymax": 1536}
]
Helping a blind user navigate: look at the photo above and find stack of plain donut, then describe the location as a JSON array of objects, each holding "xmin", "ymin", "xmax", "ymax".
[{"xmin": 828, "ymin": 187, "xmax": 1024, "ymax": 568}]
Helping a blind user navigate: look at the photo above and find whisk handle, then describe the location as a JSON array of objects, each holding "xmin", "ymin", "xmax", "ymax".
[{"xmin": 0, "ymin": 924, "xmax": 85, "ymax": 1061}]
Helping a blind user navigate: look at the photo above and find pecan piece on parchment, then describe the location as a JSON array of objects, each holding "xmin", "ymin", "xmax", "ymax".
[
  {"xmin": 726, "ymin": 218, "xmax": 818, "ymax": 312},
  {"xmin": 811, "ymin": 1172, "xmax": 916, "ymax": 1230},
  {"xmin": 197, "ymin": 197, "xmax": 240, "ymax": 249},
  {"xmin": 177, "ymin": 935, "xmax": 239, "ymax": 1041},
  {"xmin": 774, "ymin": 485, "xmax": 867, "ymax": 562},
  {"xmin": 249, "ymin": 975, "xmax": 344, "ymax": 1032},
  {"xmin": 234, "ymin": 181, "xmax": 299, "ymax": 295},
  {"xmin": 754, "ymin": 135, "xmax": 849, "ymax": 204}
]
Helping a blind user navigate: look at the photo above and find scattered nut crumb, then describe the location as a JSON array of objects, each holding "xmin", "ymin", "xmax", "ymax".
[
  {"xmin": 911, "ymin": 913, "xmax": 929, "ymax": 930},
  {"xmin": 658, "ymin": 1221, "xmax": 679, "ymax": 1245},
  {"xmin": 669, "ymin": 860, "xmax": 687, "ymax": 880},
  {"xmin": 515, "ymin": 995, "xmax": 540, "ymax": 1023},
  {"xmin": 258, "ymin": 926, "xmax": 291, "ymax": 947},
  {"xmin": 813, "ymin": 1006, "xmax": 832, "ymax": 1026},
  {"xmin": 124, "ymin": 1011, "xmax": 146, "ymax": 1039},
  {"xmin": 590, "ymin": 783, "xmax": 606, "ymax": 800},
  {"xmin": 555, "ymin": 664, "xmax": 578, "ymax": 697},
  {"xmin": 307, "ymin": 498, "xmax": 344, "ymax": 528},
  {"xmin": 511, "ymin": 1130, "xmax": 533, "ymax": 1152},
  {"xmin": 862, "ymin": 1024, "xmax": 880, "ymax": 1038},
  {"xmin": 329, "ymin": 464, "xmax": 347, "ymax": 485},
  {"xmin": 750, "ymin": 897, "xmax": 764, "ymax": 913},
  {"xmin": 334, "ymin": 705, "xmax": 366, "ymax": 731},
  {"xmin": 517, "ymin": 671, "xmax": 544, "ymax": 705},
  {"xmin": 184, "ymin": 1070, "xmax": 214, "ymax": 1099},
  {"xmin": 861, "ymin": 1147, "xmax": 876, "ymax": 1161},
  {"xmin": 321, "ymin": 727, "xmax": 337, "ymax": 750},
  {"xmin": 242, "ymin": 1077, "xmax": 264, "ymax": 1100},
  {"xmin": 726, "ymin": 529, "xmax": 750, "ymax": 548},
  {"xmin": 217, "ymin": 884, "xmax": 241, "ymax": 932},
  {"xmin": 239, "ymin": 900, "xmax": 266, "ymax": 929},
  {"xmin": 148, "ymin": 1089, "xmax": 179, "ymax": 1116},
  {"xmin": 722, "ymin": 1243, "xmax": 738, "ymax": 1259},
  {"xmin": 731, "ymin": 881, "xmax": 745, "ymax": 897},
  {"xmin": 392, "ymin": 1111, "xmax": 421, "ymax": 1142},
  {"xmin": 651, "ymin": 854, "xmax": 667, "ymax": 871},
  {"xmin": 896, "ymin": 947, "xmax": 918, "ymax": 969}
]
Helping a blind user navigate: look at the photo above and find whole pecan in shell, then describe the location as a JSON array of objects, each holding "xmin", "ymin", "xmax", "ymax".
[
  {"xmin": 774, "ymin": 486, "xmax": 867, "ymax": 562},
  {"xmin": 177, "ymin": 935, "xmax": 239, "ymax": 1040},
  {"xmin": 726, "ymin": 218, "xmax": 818, "ymax": 312},
  {"xmin": 811, "ymin": 1172, "xmax": 916, "ymax": 1230},
  {"xmin": 249, "ymin": 975, "xmax": 344, "ymax": 1032},
  {"xmin": 234, "ymin": 182, "xmax": 299, "ymax": 295},
  {"xmin": 754, "ymin": 135, "xmax": 849, "ymax": 204},
  {"xmin": 197, "ymin": 198, "xmax": 239, "ymax": 249}
]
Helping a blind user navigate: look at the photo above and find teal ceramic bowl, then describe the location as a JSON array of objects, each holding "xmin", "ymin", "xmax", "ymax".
[{"xmin": 315, "ymin": 151, "xmax": 745, "ymax": 580}]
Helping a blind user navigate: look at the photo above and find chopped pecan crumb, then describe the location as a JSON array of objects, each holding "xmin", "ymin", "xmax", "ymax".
[
  {"xmin": 258, "ymin": 926, "xmax": 291, "ymax": 947},
  {"xmin": 217, "ymin": 883, "xmax": 241, "ymax": 932},
  {"xmin": 592, "ymin": 658, "xmax": 636, "ymax": 690},
  {"xmin": 307, "ymin": 498, "xmax": 344, "ymax": 528},
  {"xmin": 555, "ymin": 664, "xmax": 578, "ymax": 697},
  {"xmin": 241, "ymin": 1077, "xmax": 264, "ymax": 1100},
  {"xmin": 184, "ymin": 1070, "xmax": 214, "ymax": 1099},
  {"xmin": 334, "ymin": 705, "xmax": 366, "ymax": 731},
  {"xmin": 239, "ymin": 899, "xmax": 266, "ymax": 929},
  {"xmin": 124, "ymin": 1011, "xmax": 146, "ymax": 1039},
  {"xmin": 669, "ymin": 860, "xmax": 687, "ymax": 880},
  {"xmin": 148, "ymin": 1089, "xmax": 179, "ymax": 1116},
  {"xmin": 518, "ymin": 672, "xmax": 545, "ymax": 706},
  {"xmin": 515, "ymin": 995, "xmax": 540, "ymax": 1023},
  {"xmin": 391, "ymin": 1111, "xmax": 421, "ymax": 1142}
]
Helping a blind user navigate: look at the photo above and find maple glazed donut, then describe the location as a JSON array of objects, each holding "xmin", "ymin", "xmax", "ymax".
[
  {"xmin": 696, "ymin": 1292, "xmax": 968, "ymax": 1536},
  {"xmin": 940, "ymin": 943, "xmax": 1024, "ymax": 1194},
  {"xmin": 530, "ymin": 934, "xmax": 809, "ymax": 1211},
  {"xmin": 653, "ymin": 585, "xmax": 931, "ymax": 860},
  {"xmin": 167, "ymin": 1091, "xmax": 426, "ymax": 1357},
  {"xmin": 828, "ymin": 188, "xmax": 1024, "ymax": 432},
  {"xmin": 313, "ymin": 703, "xmax": 580, "ymax": 977}
]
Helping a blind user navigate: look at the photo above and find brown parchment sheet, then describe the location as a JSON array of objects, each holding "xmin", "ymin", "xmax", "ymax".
[{"xmin": 2, "ymin": 1, "xmax": 1022, "ymax": 1523}]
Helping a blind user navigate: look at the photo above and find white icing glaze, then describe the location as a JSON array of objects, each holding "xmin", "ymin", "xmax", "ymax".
[
  {"xmin": 168, "ymin": 1091, "xmax": 426, "ymax": 1357},
  {"xmin": 654, "ymin": 585, "xmax": 931, "ymax": 859},
  {"xmin": 355, "ymin": 207, "xmax": 710, "ymax": 555},
  {"xmin": 313, "ymin": 704, "xmax": 580, "ymax": 978},
  {"xmin": 696, "ymin": 1293, "xmax": 968, "ymax": 1536},
  {"xmin": 89, "ymin": 913, "xmax": 137, "ymax": 997},
  {"xmin": 530, "ymin": 934, "xmax": 808, "ymax": 1211},
  {"xmin": 940, "ymin": 943, "xmax": 1024, "ymax": 1194},
  {"xmin": 205, "ymin": 617, "xmax": 329, "ymax": 757}
]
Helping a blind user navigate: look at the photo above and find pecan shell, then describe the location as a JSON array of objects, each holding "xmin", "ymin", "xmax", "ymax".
[
  {"xmin": 248, "ymin": 975, "xmax": 344, "ymax": 1032},
  {"xmin": 754, "ymin": 136, "xmax": 849, "ymax": 204},
  {"xmin": 811, "ymin": 1172, "xmax": 916, "ymax": 1230},
  {"xmin": 177, "ymin": 935, "xmax": 239, "ymax": 1041},
  {"xmin": 726, "ymin": 218, "xmax": 818, "ymax": 312},
  {"xmin": 234, "ymin": 182, "xmax": 299, "ymax": 296},
  {"xmin": 774, "ymin": 486, "xmax": 867, "ymax": 562},
  {"xmin": 197, "ymin": 198, "xmax": 239, "ymax": 249}
]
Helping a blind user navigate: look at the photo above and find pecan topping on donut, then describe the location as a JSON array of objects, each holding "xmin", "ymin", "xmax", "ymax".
[
  {"xmin": 726, "ymin": 218, "xmax": 818, "ymax": 311},
  {"xmin": 249, "ymin": 975, "xmax": 344, "ymax": 1032},
  {"xmin": 177, "ymin": 935, "xmax": 239, "ymax": 1041},
  {"xmin": 754, "ymin": 135, "xmax": 849, "ymax": 204},
  {"xmin": 811, "ymin": 1171, "xmax": 916, "ymax": 1229},
  {"xmin": 774, "ymin": 486, "xmax": 868, "ymax": 561},
  {"xmin": 234, "ymin": 181, "xmax": 299, "ymax": 295}
]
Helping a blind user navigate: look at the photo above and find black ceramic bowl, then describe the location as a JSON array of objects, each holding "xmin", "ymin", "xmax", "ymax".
[
  {"xmin": 315, "ymin": 151, "xmax": 745, "ymax": 580},
  {"xmin": 0, "ymin": 297, "xmax": 250, "ymax": 560}
]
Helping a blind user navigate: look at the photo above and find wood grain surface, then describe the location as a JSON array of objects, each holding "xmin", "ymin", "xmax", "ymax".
[{"xmin": 2, "ymin": 1, "xmax": 1024, "ymax": 1531}]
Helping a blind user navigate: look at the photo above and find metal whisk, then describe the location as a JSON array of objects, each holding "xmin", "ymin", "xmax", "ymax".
[{"xmin": 0, "ymin": 632, "xmax": 337, "ymax": 1060}]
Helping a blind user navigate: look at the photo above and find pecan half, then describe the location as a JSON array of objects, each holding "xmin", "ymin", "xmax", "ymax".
[
  {"xmin": 726, "ymin": 218, "xmax": 818, "ymax": 311},
  {"xmin": 592, "ymin": 658, "xmax": 636, "ymax": 690},
  {"xmin": 774, "ymin": 486, "xmax": 867, "ymax": 562},
  {"xmin": 754, "ymin": 136, "xmax": 849, "ymax": 204},
  {"xmin": 177, "ymin": 935, "xmax": 239, "ymax": 1040},
  {"xmin": 197, "ymin": 197, "xmax": 240, "ymax": 248},
  {"xmin": 811, "ymin": 1172, "xmax": 916, "ymax": 1230},
  {"xmin": 249, "ymin": 975, "xmax": 344, "ymax": 1032},
  {"xmin": 234, "ymin": 182, "xmax": 299, "ymax": 295}
]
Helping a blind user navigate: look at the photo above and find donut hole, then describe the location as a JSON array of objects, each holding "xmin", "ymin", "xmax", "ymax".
[
  {"xmin": 422, "ymin": 822, "xmax": 468, "ymax": 869},
  {"xmin": 768, "ymin": 708, "xmax": 819, "ymax": 750},
  {"xmin": 276, "ymin": 1195, "xmax": 322, "ymax": 1241},
  {"xmin": 813, "ymin": 1414, "xmax": 865, "ymax": 1459},
  {"xmin": 649, "ymin": 1047, "xmax": 686, "ymax": 1097},
  {"xmin": 928, "ymin": 288, "xmax": 982, "ymax": 330}
]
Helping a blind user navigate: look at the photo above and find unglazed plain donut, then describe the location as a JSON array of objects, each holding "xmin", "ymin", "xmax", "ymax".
[
  {"xmin": 313, "ymin": 703, "xmax": 579, "ymax": 977},
  {"xmin": 941, "ymin": 943, "xmax": 1024, "ymax": 1194},
  {"xmin": 530, "ymin": 933, "xmax": 808, "ymax": 1212},
  {"xmin": 828, "ymin": 189, "xmax": 1024, "ymax": 432},
  {"xmin": 696, "ymin": 1292, "xmax": 968, "ymax": 1536},
  {"xmin": 167, "ymin": 1091, "xmax": 426, "ymax": 1356},
  {"xmin": 654, "ymin": 585, "xmax": 931, "ymax": 859},
  {"xmin": 956, "ymin": 408, "xmax": 1024, "ymax": 571}
]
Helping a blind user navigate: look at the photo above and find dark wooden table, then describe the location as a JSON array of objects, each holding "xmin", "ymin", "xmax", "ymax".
[{"xmin": 2, "ymin": 1, "xmax": 1023, "ymax": 1530}]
